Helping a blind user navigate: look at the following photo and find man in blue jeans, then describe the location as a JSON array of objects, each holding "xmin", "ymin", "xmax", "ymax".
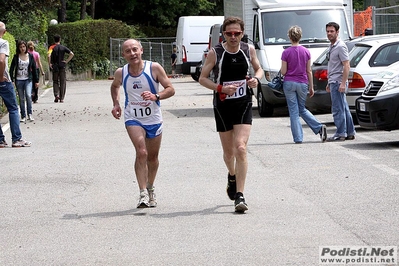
[
  {"xmin": 0, "ymin": 21, "xmax": 31, "ymax": 148},
  {"xmin": 325, "ymin": 22, "xmax": 355, "ymax": 141}
]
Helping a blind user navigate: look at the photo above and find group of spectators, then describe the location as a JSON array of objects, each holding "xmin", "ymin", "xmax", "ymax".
[{"xmin": 0, "ymin": 21, "xmax": 74, "ymax": 148}]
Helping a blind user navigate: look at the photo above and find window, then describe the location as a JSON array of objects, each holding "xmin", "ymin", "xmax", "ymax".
[
  {"xmin": 349, "ymin": 45, "xmax": 370, "ymax": 68},
  {"xmin": 371, "ymin": 43, "xmax": 399, "ymax": 66}
]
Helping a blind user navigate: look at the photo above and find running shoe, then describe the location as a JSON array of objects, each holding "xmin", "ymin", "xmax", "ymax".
[
  {"xmin": 137, "ymin": 191, "xmax": 150, "ymax": 208},
  {"xmin": 234, "ymin": 194, "xmax": 248, "ymax": 213},
  {"xmin": 226, "ymin": 173, "xmax": 236, "ymax": 201},
  {"xmin": 147, "ymin": 187, "xmax": 157, "ymax": 207}
]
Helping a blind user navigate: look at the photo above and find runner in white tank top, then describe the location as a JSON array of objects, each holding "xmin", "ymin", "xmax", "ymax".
[{"xmin": 110, "ymin": 39, "xmax": 175, "ymax": 209}]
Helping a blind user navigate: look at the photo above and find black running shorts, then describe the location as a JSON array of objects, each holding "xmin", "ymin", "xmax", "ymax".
[{"xmin": 213, "ymin": 101, "xmax": 252, "ymax": 132}]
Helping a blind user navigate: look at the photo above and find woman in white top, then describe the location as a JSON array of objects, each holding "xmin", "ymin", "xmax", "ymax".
[{"xmin": 10, "ymin": 40, "xmax": 39, "ymax": 122}]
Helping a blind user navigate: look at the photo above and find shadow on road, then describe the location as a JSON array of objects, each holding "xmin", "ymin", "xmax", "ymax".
[{"xmin": 61, "ymin": 205, "xmax": 234, "ymax": 220}]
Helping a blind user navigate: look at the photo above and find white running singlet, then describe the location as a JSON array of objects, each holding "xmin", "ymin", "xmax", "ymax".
[{"xmin": 122, "ymin": 61, "xmax": 162, "ymax": 125}]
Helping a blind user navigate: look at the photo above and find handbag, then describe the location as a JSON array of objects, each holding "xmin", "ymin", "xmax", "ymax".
[{"xmin": 268, "ymin": 71, "xmax": 284, "ymax": 94}]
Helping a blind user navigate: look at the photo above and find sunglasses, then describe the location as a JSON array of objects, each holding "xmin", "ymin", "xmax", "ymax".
[{"xmin": 224, "ymin": 31, "xmax": 242, "ymax": 37}]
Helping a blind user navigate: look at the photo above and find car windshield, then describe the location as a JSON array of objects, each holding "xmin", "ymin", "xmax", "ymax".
[
  {"xmin": 349, "ymin": 45, "xmax": 371, "ymax": 67},
  {"xmin": 261, "ymin": 9, "xmax": 350, "ymax": 45}
]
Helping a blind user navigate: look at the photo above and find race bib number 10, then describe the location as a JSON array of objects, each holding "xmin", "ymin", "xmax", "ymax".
[{"xmin": 223, "ymin": 79, "xmax": 247, "ymax": 100}]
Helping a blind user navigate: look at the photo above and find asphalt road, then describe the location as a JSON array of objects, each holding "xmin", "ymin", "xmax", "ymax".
[{"xmin": 1, "ymin": 77, "xmax": 398, "ymax": 265}]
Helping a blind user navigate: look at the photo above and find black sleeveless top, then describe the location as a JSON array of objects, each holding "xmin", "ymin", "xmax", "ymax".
[{"xmin": 212, "ymin": 41, "xmax": 252, "ymax": 105}]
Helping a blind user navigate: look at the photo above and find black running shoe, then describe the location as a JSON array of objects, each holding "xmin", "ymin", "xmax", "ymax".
[
  {"xmin": 226, "ymin": 174, "xmax": 236, "ymax": 201},
  {"xmin": 234, "ymin": 194, "xmax": 248, "ymax": 213}
]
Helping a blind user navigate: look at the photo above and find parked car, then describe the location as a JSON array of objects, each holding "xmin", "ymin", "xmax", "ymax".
[
  {"xmin": 356, "ymin": 61, "xmax": 399, "ymax": 131},
  {"xmin": 306, "ymin": 34, "xmax": 399, "ymax": 120}
]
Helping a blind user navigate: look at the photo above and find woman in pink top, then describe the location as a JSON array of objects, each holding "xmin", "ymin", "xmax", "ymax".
[
  {"xmin": 281, "ymin": 25, "xmax": 327, "ymax": 143},
  {"xmin": 27, "ymin": 41, "xmax": 44, "ymax": 103}
]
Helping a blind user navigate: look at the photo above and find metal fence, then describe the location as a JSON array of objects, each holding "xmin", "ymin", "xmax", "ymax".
[
  {"xmin": 372, "ymin": 5, "xmax": 399, "ymax": 34},
  {"xmin": 109, "ymin": 37, "xmax": 176, "ymax": 77}
]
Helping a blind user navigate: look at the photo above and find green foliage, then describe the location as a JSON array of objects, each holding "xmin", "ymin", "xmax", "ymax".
[
  {"xmin": 5, "ymin": 10, "xmax": 48, "ymax": 43},
  {"xmin": 353, "ymin": 0, "xmax": 363, "ymax": 11},
  {"xmin": 66, "ymin": 0, "xmax": 81, "ymax": 22},
  {"xmin": 95, "ymin": 0, "xmax": 222, "ymax": 30},
  {"xmin": 47, "ymin": 19, "xmax": 133, "ymax": 76},
  {"xmin": 92, "ymin": 59, "xmax": 110, "ymax": 78},
  {"xmin": 139, "ymin": 25, "xmax": 177, "ymax": 38},
  {"xmin": 0, "ymin": 0, "xmax": 59, "ymax": 18},
  {"xmin": 3, "ymin": 32, "xmax": 16, "ymax": 69}
]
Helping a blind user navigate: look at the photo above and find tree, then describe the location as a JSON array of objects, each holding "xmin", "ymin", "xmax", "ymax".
[
  {"xmin": 90, "ymin": 0, "xmax": 96, "ymax": 18},
  {"xmin": 80, "ymin": 0, "xmax": 87, "ymax": 20},
  {"xmin": 0, "ymin": 0, "xmax": 59, "ymax": 17},
  {"xmin": 95, "ymin": 0, "xmax": 221, "ymax": 29},
  {"xmin": 58, "ymin": 0, "xmax": 67, "ymax": 23}
]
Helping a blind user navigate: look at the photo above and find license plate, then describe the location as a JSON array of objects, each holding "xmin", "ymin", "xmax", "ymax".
[{"xmin": 359, "ymin": 102, "xmax": 366, "ymax": 112}]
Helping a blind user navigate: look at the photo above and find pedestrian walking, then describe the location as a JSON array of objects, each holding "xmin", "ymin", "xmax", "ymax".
[
  {"xmin": 27, "ymin": 41, "xmax": 45, "ymax": 103},
  {"xmin": 199, "ymin": 16, "xmax": 263, "ymax": 213},
  {"xmin": 325, "ymin": 22, "xmax": 355, "ymax": 141},
  {"xmin": 110, "ymin": 39, "xmax": 175, "ymax": 208},
  {"xmin": 0, "ymin": 21, "xmax": 31, "ymax": 148},
  {"xmin": 50, "ymin": 34, "xmax": 74, "ymax": 103},
  {"xmin": 10, "ymin": 40, "xmax": 39, "ymax": 122},
  {"xmin": 281, "ymin": 25, "xmax": 327, "ymax": 143}
]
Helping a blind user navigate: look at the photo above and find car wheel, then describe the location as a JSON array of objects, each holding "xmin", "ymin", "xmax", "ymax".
[{"xmin": 257, "ymin": 90, "xmax": 274, "ymax": 117}]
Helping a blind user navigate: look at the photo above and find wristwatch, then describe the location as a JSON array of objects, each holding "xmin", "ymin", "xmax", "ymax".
[{"xmin": 155, "ymin": 94, "xmax": 160, "ymax": 101}]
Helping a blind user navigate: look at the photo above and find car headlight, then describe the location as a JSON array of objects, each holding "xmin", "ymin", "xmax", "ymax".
[{"xmin": 378, "ymin": 74, "xmax": 399, "ymax": 94}]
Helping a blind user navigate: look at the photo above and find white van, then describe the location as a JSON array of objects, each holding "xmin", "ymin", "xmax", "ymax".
[{"xmin": 175, "ymin": 16, "xmax": 224, "ymax": 78}]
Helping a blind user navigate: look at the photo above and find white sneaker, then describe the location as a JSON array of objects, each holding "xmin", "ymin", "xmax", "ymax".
[
  {"xmin": 12, "ymin": 139, "xmax": 31, "ymax": 147},
  {"xmin": 20, "ymin": 117, "xmax": 26, "ymax": 123},
  {"xmin": 28, "ymin": 114, "xmax": 34, "ymax": 121},
  {"xmin": 137, "ymin": 191, "xmax": 150, "ymax": 208},
  {"xmin": 147, "ymin": 187, "xmax": 157, "ymax": 207}
]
